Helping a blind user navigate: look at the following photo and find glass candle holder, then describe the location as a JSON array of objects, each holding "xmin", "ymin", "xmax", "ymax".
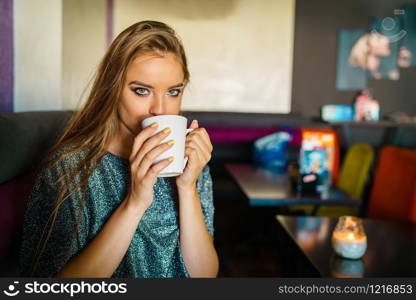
[
  {"xmin": 330, "ymin": 254, "xmax": 365, "ymax": 278},
  {"xmin": 331, "ymin": 216, "xmax": 367, "ymax": 259}
]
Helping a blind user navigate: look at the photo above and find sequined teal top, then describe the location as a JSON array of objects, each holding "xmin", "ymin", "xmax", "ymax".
[{"xmin": 19, "ymin": 150, "xmax": 214, "ymax": 278}]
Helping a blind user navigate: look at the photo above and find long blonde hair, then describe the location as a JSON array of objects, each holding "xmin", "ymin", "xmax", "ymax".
[{"xmin": 29, "ymin": 20, "xmax": 190, "ymax": 276}]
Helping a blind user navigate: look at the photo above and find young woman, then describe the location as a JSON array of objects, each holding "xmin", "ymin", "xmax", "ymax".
[{"xmin": 19, "ymin": 21, "xmax": 218, "ymax": 278}]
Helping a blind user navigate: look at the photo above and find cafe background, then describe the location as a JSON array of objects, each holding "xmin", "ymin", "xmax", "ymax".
[{"xmin": 1, "ymin": 0, "xmax": 416, "ymax": 277}]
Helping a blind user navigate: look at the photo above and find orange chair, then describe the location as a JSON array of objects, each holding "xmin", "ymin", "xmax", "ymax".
[{"xmin": 367, "ymin": 146, "xmax": 416, "ymax": 222}]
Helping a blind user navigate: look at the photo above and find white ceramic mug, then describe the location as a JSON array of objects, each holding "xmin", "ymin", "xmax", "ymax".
[{"xmin": 141, "ymin": 115, "xmax": 193, "ymax": 177}]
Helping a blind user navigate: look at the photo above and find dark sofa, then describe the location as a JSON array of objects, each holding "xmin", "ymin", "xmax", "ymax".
[{"xmin": 0, "ymin": 111, "xmax": 72, "ymax": 276}]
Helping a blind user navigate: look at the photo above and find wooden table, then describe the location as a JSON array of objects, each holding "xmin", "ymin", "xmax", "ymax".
[
  {"xmin": 276, "ymin": 215, "xmax": 416, "ymax": 277},
  {"xmin": 226, "ymin": 163, "xmax": 360, "ymax": 214}
]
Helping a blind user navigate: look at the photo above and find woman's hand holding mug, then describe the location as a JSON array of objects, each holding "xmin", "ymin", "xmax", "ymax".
[
  {"xmin": 126, "ymin": 122, "xmax": 174, "ymax": 210},
  {"xmin": 137, "ymin": 115, "xmax": 213, "ymax": 194},
  {"xmin": 176, "ymin": 120, "xmax": 213, "ymax": 190}
]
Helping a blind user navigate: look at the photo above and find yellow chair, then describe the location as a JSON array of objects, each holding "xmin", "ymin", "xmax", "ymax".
[
  {"xmin": 316, "ymin": 143, "xmax": 374, "ymax": 217},
  {"xmin": 337, "ymin": 143, "xmax": 375, "ymax": 199},
  {"xmin": 291, "ymin": 143, "xmax": 374, "ymax": 217}
]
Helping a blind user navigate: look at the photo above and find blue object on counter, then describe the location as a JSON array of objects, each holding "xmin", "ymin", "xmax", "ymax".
[
  {"xmin": 321, "ymin": 104, "xmax": 354, "ymax": 122},
  {"xmin": 253, "ymin": 131, "xmax": 292, "ymax": 173}
]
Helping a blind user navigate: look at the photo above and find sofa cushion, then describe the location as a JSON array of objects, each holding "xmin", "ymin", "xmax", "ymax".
[
  {"xmin": 0, "ymin": 110, "xmax": 73, "ymax": 183},
  {"xmin": 0, "ymin": 171, "xmax": 36, "ymax": 258}
]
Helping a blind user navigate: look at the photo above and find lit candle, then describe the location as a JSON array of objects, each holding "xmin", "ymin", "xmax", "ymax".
[{"xmin": 332, "ymin": 216, "xmax": 367, "ymax": 260}]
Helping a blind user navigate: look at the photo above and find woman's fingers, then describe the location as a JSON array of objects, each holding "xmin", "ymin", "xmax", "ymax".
[
  {"xmin": 142, "ymin": 157, "xmax": 174, "ymax": 184},
  {"xmin": 186, "ymin": 129, "xmax": 212, "ymax": 162},
  {"xmin": 136, "ymin": 140, "xmax": 175, "ymax": 179},
  {"xmin": 185, "ymin": 138, "xmax": 210, "ymax": 162},
  {"xmin": 130, "ymin": 122, "xmax": 212, "ymax": 189},
  {"xmin": 198, "ymin": 128, "xmax": 213, "ymax": 152},
  {"xmin": 131, "ymin": 127, "xmax": 172, "ymax": 170},
  {"xmin": 185, "ymin": 139, "xmax": 208, "ymax": 167},
  {"xmin": 188, "ymin": 128, "xmax": 213, "ymax": 153},
  {"xmin": 129, "ymin": 122, "xmax": 159, "ymax": 163}
]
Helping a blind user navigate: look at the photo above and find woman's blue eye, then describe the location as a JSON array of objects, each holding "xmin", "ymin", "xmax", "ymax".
[
  {"xmin": 134, "ymin": 88, "xmax": 150, "ymax": 96},
  {"xmin": 168, "ymin": 89, "xmax": 181, "ymax": 97}
]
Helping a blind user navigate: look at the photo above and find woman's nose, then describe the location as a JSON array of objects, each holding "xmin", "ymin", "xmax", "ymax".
[{"xmin": 149, "ymin": 94, "xmax": 165, "ymax": 115}]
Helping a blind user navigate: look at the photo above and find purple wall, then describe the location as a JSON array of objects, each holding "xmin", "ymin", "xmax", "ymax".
[
  {"xmin": 0, "ymin": 0, "xmax": 13, "ymax": 112},
  {"xmin": 106, "ymin": 0, "xmax": 114, "ymax": 47}
]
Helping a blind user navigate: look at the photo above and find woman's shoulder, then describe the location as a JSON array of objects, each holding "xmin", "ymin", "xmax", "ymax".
[{"xmin": 36, "ymin": 145, "xmax": 88, "ymax": 184}]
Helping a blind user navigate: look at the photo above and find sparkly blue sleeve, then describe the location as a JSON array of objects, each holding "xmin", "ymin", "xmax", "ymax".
[
  {"xmin": 19, "ymin": 166, "xmax": 89, "ymax": 277},
  {"xmin": 196, "ymin": 165, "xmax": 215, "ymax": 236}
]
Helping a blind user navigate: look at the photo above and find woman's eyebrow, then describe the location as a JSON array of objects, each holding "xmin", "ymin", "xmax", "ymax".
[
  {"xmin": 129, "ymin": 81, "xmax": 184, "ymax": 89},
  {"xmin": 129, "ymin": 81, "xmax": 153, "ymax": 88},
  {"xmin": 169, "ymin": 83, "xmax": 184, "ymax": 89}
]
